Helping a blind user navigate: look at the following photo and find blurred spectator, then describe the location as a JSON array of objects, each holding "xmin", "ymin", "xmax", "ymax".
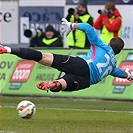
[
  {"xmin": 66, "ymin": 0, "xmax": 93, "ymax": 49},
  {"xmin": 93, "ymin": 2, "xmax": 122, "ymax": 45},
  {"xmin": 41, "ymin": 25, "xmax": 63, "ymax": 47},
  {"xmin": 28, "ymin": 25, "xmax": 63, "ymax": 47}
]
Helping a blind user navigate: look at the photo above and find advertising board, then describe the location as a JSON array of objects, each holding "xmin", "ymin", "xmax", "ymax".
[{"xmin": 0, "ymin": 49, "xmax": 133, "ymax": 100}]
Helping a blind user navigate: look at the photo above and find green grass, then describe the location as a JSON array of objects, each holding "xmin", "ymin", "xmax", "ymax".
[{"xmin": 0, "ymin": 96, "xmax": 133, "ymax": 133}]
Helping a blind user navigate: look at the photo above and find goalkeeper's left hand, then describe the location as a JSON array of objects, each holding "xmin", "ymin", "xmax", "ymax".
[
  {"xmin": 125, "ymin": 68, "xmax": 133, "ymax": 82},
  {"xmin": 61, "ymin": 18, "xmax": 75, "ymax": 35}
]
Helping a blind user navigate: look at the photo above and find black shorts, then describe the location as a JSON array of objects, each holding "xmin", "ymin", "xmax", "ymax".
[{"xmin": 51, "ymin": 54, "xmax": 90, "ymax": 91}]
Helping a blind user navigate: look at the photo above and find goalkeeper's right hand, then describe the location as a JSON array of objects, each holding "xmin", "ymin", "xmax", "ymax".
[
  {"xmin": 61, "ymin": 18, "xmax": 75, "ymax": 36},
  {"xmin": 125, "ymin": 68, "xmax": 133, "ymax": 82}
]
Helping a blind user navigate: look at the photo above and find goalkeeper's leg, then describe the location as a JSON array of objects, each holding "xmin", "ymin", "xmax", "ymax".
[
  {"xmin": 36, "ymin": 74, "xmax": 90, "ymax": 92},
  {"xmin": 0, "ymin": 45, "xmax": 54, "ymax": 66},
  {"xmin": 0, "ymin": 45, "xmax": 90, "ymax": 92}
]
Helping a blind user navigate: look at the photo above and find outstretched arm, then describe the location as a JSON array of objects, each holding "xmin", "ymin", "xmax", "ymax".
[
  {"xmin": 61, "ymin": 18, "xmax": 104, "ymax": 46},
  {"xmin": 77, "ymin": 23, "xmax": 103, "ymax": 46},
  {"xmin": 110, "ymin": 67, "xmax": 133, "ymax": 82}
]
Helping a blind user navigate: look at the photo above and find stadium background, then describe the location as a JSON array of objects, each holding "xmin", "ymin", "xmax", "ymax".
[{"xmin": 0, "ymin": 0, "xmax": 133, "ymax": 100}]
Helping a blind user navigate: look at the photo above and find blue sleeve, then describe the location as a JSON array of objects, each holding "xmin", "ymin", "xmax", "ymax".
[
  {"xmin": 78, "ymin": 23, "xmax": 104, "ymax": 47},
  {"xmin": 110, "ymin": 67, "xmax": 125, "ymax": 78}
]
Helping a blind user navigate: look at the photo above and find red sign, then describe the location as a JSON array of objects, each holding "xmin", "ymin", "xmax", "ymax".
[
  {"xmin": 113, "ymin": 62, "xmax": 133, "ymax": 85},
  {"xmin": 10, "ymin": 61, "xmax": 35, "ymax": 82}
]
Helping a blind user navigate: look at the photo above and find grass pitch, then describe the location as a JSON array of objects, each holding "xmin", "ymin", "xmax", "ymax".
[{"xmin": 0, "ymin": 96, "xmax": 133, "ymax": 133}]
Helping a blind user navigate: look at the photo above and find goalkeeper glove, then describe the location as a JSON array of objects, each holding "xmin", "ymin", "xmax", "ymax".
[
  {"xmin": 125, "ymin": 68, "xmax": 133, "ymax": 82},
  {"xmin": 61, "ymin": 18, "xmax": 75, "ymax": 35}
]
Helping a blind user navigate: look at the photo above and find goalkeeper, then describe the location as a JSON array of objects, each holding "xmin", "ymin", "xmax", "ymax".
[{"xmin": 0, "ymin": 18, "xmax": 132, "ymax": 92}]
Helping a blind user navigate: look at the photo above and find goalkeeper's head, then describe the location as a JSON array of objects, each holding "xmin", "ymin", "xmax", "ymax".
[{"xmin": 109, "ymin": 37, "xmax": 124, "ymax": 55}]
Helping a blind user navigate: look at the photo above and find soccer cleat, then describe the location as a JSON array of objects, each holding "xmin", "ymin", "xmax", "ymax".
[
  {"xmin": 36, "ymin": 80, "xmax": 62, "ymax": 92},
  {"xmin": 0, "ymin": 43, "xmax": 7, "ymax": 54}
]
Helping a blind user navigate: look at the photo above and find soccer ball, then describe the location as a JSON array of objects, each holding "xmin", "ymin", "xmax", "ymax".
[{"xmin": 17, "ymin": 100, "xmax": 36, "ymax": 119}]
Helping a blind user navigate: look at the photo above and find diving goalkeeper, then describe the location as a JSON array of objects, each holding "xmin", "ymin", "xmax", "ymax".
[{"xmin": 0, "ymin": 18, "xmax": 132, "ymax": 92}]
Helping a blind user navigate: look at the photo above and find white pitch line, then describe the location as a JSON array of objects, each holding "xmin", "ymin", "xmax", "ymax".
[
  {"xmin": 46, "ymin": 107, "xmax": 133, "ymax": 114},
  {"xmin": 0, "ymin": 105, "xmax": 133, "ymax": 114}
]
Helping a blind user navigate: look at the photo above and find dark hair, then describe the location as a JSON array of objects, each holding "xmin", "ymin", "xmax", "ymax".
[
  {"xmin": 110, "ymin": 37, "xmax": 124, "ymax": 55},
  {"xmin": 78, "ymin": 0, "xmax": 87, "ymax": 8},
  {"xmin": 45, "ymin": 25, "xmax": 55, "ymax": 32}
]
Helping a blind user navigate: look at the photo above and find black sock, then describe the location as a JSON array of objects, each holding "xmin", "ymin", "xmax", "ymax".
[{"xmin": 11, "ymin": 47, "xmax": 42, "ymax": 62}]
